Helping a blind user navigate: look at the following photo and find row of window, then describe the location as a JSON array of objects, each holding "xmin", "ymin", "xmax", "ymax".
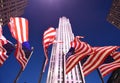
[{"xmin": 107, "ymin": 15, "xmax": 120, "ymax": 28}]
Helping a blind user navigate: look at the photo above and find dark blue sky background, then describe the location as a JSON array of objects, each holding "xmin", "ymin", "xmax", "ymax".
[{"xmin": 0, "ymin": 0, "xmax": 120, "ymax": 83}]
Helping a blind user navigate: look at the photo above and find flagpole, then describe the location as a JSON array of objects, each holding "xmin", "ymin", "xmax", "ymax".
[
  {"xmin": 62, "ymin": 53, "xmax": 65, "ymax": 83},
  {"xmin": 38, "ymin": 46, "xmax": 46, "ymax": 83},
  {"xmin": 38, "ymin": 58, "xmax": 46, "ymax": 83},
  {"xmin": 14, "ymin": 47, "xmax": 33, "ymax": 83},
  {"xmin": 14, "ymin": 67, "xmax": 23, "ymax": 83},
  {"xmin": 97, "ymin": 68, "xmax": 104, "ymax": 83},
  {"xmin": 78, "ymin": 62, "xmax": 85, "ymax": 83}
]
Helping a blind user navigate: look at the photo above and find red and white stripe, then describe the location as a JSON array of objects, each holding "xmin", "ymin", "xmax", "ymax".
[
  {"xmin": 43, "ymin": 27, "xmax": 56, "ymax": 47},
  {"xmin": 82, "ymin": 46, "xmax": 119, "ymax": 76},
  {"xmin": 0, "ymin": 43, "xmax": 8, "ymax": 66},
  {"xmin": 8, "ymin": 17, "xmax": 30, "ymax": 70},
  {"xmin": 0, "ymin": 25, "xmax": 8, "ymax": 66},
  {"xmin": 8, "ymin": 17, "xmax": 28, "ymax": 43},
  {"xmin": 99, "ymin": 51, "xmax": 120, "ymax": 77},
  {"xmin": 14, "ymin": 43, "xmax": 28, "ymax": 70},
  {"xmin": 70, "ymin": 37, "xmax": 80, "ymax": 50},
  {"xmin": 111, "ymin": 51, "xmax": 120, "ymax": 62},
  {"xmin": 66, "ymin": 36, "xmax": 93, "ymax": 74},
  {"xmin": 43, "ymin": 27, "xmax": 56, "ymax": 72}
]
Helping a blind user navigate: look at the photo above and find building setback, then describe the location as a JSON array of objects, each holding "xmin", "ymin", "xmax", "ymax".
[
  {"xmin": 107, "ymin": 0, "xmax": 120, "ymax": 29},
  {"xmin": 46, "ymin": 17, "xmax": 85, "ymax": 83},
  {"xmin": 0, "ymin": 0, "xmax": 28, "ymax": 26}
]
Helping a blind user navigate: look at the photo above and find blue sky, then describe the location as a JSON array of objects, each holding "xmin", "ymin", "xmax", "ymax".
[{"xmin": 0, "ymin": 0, "xmax": 120, "ymax": 83}]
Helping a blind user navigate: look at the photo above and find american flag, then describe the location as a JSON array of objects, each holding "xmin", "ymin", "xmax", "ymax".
[
  {"xmin": 66, "ymin": 36, "xmax": 93, "ymax": 74},
  {"xmin": 8, "ymin": 17, "xmax": 28, "ymax": 43},
  {"xmin": 14, "ymin": 43, "xmax": 29, "ymax": 70},
  {"xmin": 82, "ymin": 46, "xmax": 119, "ymax": 76},
  {"xmin": 99, "ymin": 51, "xmax": 120, "ymax": 77},
  {"xmin": 43, "ymin": 27, "xmax": 56, "ymax": 72},
  {"xmin": 0, "ymin": 25, "xmax": 15, "ymax": 66},
  {"xmin": 9, "ymin": 17, "xmax": 32, "ymax": 70},
  {"xmin": 0, "ymin": 25, "xmax": 8, "ymax": 66}
]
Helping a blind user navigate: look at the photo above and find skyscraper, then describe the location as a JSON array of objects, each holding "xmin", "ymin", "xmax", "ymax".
[
  {"xmin": 46, "ymin": 17, "xmax": 85, "ymax": 83},
  {"xmin": 0, "ymin": 0, "xmax": 28, "ymax": 26},
  {"xmin": 107, "ymin": 0, "xmax": 120, "ymax": 29}
]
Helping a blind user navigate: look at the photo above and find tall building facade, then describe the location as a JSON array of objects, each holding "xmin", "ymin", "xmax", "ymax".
[
  {"xmin": 46, "ymin": 17, "xmax": 85, "ymax": 83},
  {"xmin": 107, "ymin": 0, "xmax": 120, "ymax": 29},
  {"xmin": 0, "ymin": 0, "xmax": 28, "ymax": 26}
]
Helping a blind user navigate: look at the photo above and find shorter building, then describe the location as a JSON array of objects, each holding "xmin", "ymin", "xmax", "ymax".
[
  {"xmin": 0, "ymin": 0, "xmax": 28, "ymax": 26},
  {"xmin": 107, "ymin": 68, "xmax": 120, "ymax": 83},
  {"xmin": 107, "ymin": 0, "xmax": 120, "ymax": 29}
]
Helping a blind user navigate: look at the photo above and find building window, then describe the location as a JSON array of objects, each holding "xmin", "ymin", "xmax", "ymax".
[
  {"xmin": 71, "ymin": 74, "xmax": 73, "ymax": 80},
  {"xmin": 112, "ymin": 21, "xmax": 115, "ymax": 24},
  {"xmin": 58, "ymin": 81, "xmax": 60, "ymax": 83},
  {"xmin": 0, "ymin": 18, "xmax": 2, "ymax": 21}
]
